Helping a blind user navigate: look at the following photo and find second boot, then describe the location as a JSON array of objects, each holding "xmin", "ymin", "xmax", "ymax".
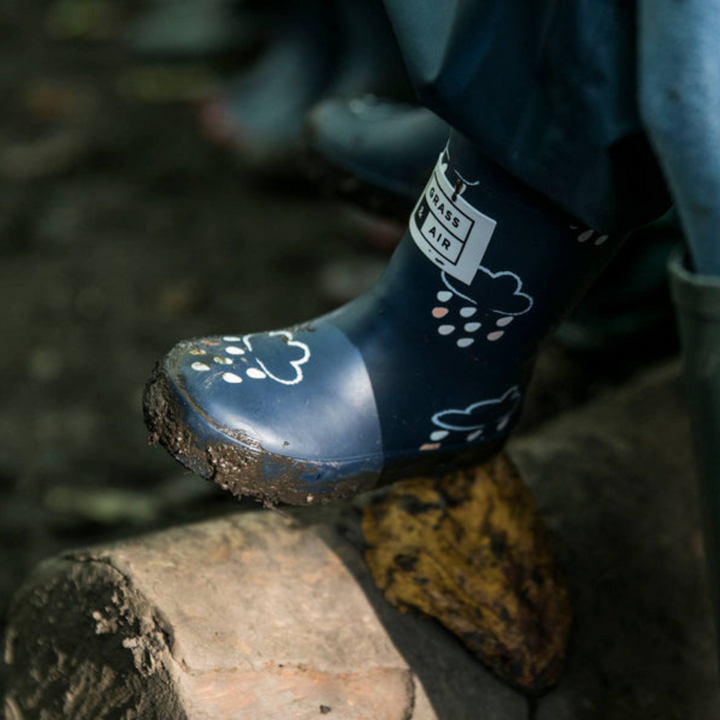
[{"xmin": 669, "ymin": 252, "xmax": 720, "ymax": 663}]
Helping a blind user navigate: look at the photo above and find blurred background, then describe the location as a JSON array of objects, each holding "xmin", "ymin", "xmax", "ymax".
[
  {"xmin": 0, "ymin": 0, "xmax": 680, "ymax": 698},
  {"xmin": 0, "ymin": 0, "xmax": 374, "ymax": 675}
]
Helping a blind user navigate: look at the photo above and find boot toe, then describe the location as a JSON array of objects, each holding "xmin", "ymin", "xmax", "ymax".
[{"xmin": 144, "ymin": 327, "xmax": 384, "ymax": 504}]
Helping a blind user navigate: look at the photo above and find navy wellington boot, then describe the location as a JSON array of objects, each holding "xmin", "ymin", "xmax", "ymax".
[
  {"xmin": 305, "ymin": 96, "xmax": 449, "ymax": 219},
  {"xmin": 144, "ymin": 134, "xmax": 623, "ymax": 505}
]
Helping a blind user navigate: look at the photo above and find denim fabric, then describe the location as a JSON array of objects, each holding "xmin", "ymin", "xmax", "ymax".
[
  {"xmin": 639, "ymin": 0, "xmax": 720, "ymax": 277},
  {"xmin": 383, "ymin": 0, "xmax": 671, "ymax": 234}
]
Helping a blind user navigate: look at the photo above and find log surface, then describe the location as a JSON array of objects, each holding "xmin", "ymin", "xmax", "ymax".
[{"xmin": 4, "ymin": 511, "xmax": 523, "ymax": 720}]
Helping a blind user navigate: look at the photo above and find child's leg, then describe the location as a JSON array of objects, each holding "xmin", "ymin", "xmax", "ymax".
[{"xmin": 640, "ymin": 0, "xmax": 720, "ymax": 655}]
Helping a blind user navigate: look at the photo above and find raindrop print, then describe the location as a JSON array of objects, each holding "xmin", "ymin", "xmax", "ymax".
[
  {"xmin": 223, "ymin": 336, "xmax": 241, "ymax": 342},
  {"xmin": 467, "ymin": 429, "xmax": 483, "ymax": 442},
  {"xmin": 420, "ymin": 443, "xmax": 441, "ymax": 452},
  {"xmin": 246, "ymin": 368, "xmax": 267, "ymax": 380},
  {"xmin": 438, "ymin": 325, "xmax": 455, "ymax": 336},
  {"xmin": 595, "ymin": 235, "xmax": 608, "ymax": 246},
  {"xmin": 437, "ymin": 291, "xmax": 452, "ymax": 302},
  {"xmin": 578, "ymin": 230, "xmax": 594, "ymax": 243},
  {"xmin": 487, "ymin": 331, "xmax": 505, "ymax": 341},
  {"xmin": 430, "ymin": 430, "xmax": 449, "ymax": 442},
  {"xmin": 226, "ymin": 346, "xmax": 245, "ymax": 355},
  {"xmin": 432, "ymin": 307, "xmax": 449, "ymax": 318},
  {"xmin": 191, "ymin": 362, "xmax": 210, "ymax": 372},
  {"xmin": 464, "ymin": 322, "xmax": 481, "ymax": 332},
  {"xmin": 457, "ymin": 338, "xmax": 474, "ymax": 348},
  {"xmin": 496, "ymin": 317, "xmax": 514, "ymax": 327},
  {"xmin": 189, "ymin": 347, "xmax": 207, "ymax": 356},
  {"xmin": 222, "ymin": 372, "xmax": 243, "ymax": 384},
  {"xmin": 460, "ymin": 307, "xmax": 477, "ymax": 318},
  {"xmin": 213, "ymin": 356, "xmax": 232, "ymax": 365}
]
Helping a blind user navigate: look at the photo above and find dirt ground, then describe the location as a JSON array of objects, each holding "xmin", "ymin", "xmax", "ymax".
[
  {"xmin": 0, "ymin": 0, "xmax": 367, "ymax": 669},
  {"xmin": 0, "ymin": 0, "xmax": 680, "ymax": 701}
]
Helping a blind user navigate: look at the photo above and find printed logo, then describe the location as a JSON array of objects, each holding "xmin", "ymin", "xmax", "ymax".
[{"xmin": 410, "ymin": 152, "xmax": 497, "ymax": 286}]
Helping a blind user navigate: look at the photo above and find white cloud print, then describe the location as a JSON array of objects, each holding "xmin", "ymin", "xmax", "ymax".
[
  {"xmin": 432, "ymin": 386, "xmax": 522, "ymax": 433},
  {"xmin": 442, "ymin": 266, "xmax": 533, "ymax": 316},
  {"xmin": 242, "ymin": 330, "xmax": 310, "ymax": 385}
]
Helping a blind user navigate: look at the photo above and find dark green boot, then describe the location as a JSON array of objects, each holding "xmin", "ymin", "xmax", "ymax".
[{"xmin": 669, "ymin": 252, "xmax": 720, "ymax": 660}]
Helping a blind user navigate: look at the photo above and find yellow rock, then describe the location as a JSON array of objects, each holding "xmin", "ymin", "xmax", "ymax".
[{"xmin": 362, "ymin": 453, "xmax": 571, "ymax": 695}]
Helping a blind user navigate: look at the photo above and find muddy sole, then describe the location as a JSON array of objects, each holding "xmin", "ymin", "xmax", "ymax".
[{"xmin": 144, "ymin": 361, "xmax": 508, "ymax": 507}]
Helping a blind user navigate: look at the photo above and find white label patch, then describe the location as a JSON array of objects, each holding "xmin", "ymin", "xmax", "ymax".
[{"xmin": 409, "ymin": 153, "xmax": 496, "ymax": 285}]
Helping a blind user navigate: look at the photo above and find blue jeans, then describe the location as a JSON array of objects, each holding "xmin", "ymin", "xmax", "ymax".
[{"xmin": 639, "ymin": 0, "xmax": 720, "ymax": 277}]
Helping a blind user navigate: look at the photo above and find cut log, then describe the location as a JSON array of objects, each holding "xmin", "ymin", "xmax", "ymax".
[
  {"xmin": 2, "ymin": 511, "xmax": 524, "ymax": 720},
  {"xmin": 4, "ymin": 362, "xmax": 720, "ymax": 719}
]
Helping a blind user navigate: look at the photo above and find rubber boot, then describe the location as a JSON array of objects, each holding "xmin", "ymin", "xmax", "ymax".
[
  {"xmin": 201, "ymin": 0, "xmax": 336, "ymax": 169},
  {"xmin": 144, "ymin": 134, "xmax": 622, "ymax": 505},
  {"xmin": 668, "ymin": 252, "xmax": 720, "ymax": 655},
  {"xmin": 305, "ymin": 97, "xmax": 449, "ymax": 219},
  {"xmin": 203, "ymin": 0, "xmax": 409, "ymax": 173}
]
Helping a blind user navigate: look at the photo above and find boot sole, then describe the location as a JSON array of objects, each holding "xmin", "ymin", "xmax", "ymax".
[{"xmin": 144, "ymin": 361, "xmax": 507, "ymax": 506}]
